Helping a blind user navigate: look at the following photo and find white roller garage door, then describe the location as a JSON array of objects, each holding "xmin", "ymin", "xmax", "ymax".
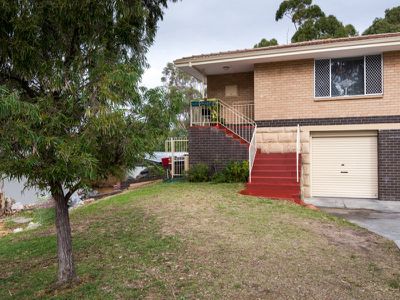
[{"xmin": 311, "ymin": 132, "xmax": 378, "ymax": 198}]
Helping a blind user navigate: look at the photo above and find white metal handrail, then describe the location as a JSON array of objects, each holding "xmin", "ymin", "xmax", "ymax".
[
  {"xmin": 232, "ymin": 102, "xmax": 254, "ymax": 120},
  {"xmin": 190, "ymin": 99, "xmax": 256, "ymax": 143},
  {"xmin": 248, "ymin": 125, "xmax": 257, "ymax": 183},
  {"xmin": 296, "ymin": 124, "xmax": 301, "ymax": 183}
]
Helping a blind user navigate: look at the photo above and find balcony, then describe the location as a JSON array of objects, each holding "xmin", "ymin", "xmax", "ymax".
[{"xmin": 190, "ymin": 99, "xmax": 254, "ymax": 124}]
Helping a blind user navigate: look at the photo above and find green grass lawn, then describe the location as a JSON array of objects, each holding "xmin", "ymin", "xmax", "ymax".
[{"xmin": 1, "ymin": 182, "xmax": 399, "ymax": 299}]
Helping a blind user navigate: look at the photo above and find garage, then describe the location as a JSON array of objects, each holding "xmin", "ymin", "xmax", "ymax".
[{"xmin": 311, "ymin": 131, "xmax": 378, "ymax": 198}]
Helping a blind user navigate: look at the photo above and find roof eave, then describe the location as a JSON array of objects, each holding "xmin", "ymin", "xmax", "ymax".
[{"xmin": 175, "ymin": 36, "xmax": 400, "ymax": 66}]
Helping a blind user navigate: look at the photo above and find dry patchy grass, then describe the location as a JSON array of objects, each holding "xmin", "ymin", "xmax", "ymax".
[{"xmin": 1, "ymin": 182, "xmax": 399, "ymax": 299}]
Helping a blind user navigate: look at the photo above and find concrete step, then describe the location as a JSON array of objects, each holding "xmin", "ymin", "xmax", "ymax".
[
  {"xmin": 256, "ymin": 152, "xmax": 297, "ymax": 158},
  {"xmin": 253, "ymin": 164, "xmax": 299, "ymax": 171},
  {"xmin": 241, "ymin": 189, "xmax": 301, "ymax": 203},
  {"xmin": 251, "ymin": 170, "xmax": 298, "ymax": 177},
  {"xmin": 251, "ymin": 176, "xmax": 299, "ymax": 184},
  {"xmin": 254, "ymin": 158, "xmax": 298, "ymax": 164},
  {"xmin": 245, "ymin": 183, "xmax": 300, "ymax": 192}
]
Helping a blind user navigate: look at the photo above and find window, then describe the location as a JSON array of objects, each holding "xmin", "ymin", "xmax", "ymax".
[
  {"xmin": 331, "ymin": 57, "xmax": 364, "ymax": 96},
  {"xmin": 315, "ymin": 55, "xmax": 383, "ymax": 98}
]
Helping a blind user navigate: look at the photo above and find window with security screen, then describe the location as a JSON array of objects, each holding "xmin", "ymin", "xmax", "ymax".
[
  {"xmin": 366, "ymin": 55, "xmax": 383, "ymax": 94},
  {"xmin": 314, "ymin": 55, "xmax": 383, "ymax": 98}
]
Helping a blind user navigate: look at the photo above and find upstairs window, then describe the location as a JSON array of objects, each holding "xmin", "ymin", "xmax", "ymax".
[{"xmin": 315, "ymin": 55, "xmax": 383, "ymax": 98}]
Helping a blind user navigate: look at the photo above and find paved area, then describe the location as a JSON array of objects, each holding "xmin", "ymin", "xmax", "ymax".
[
  {"xmin": 304, "ymin": 197, "xmax": 400, "ymax": 248},
  {"xmin": 305, "ymin": 197, "xmax": 400, "ymax": 213},
  {"xmin": 319, "ymin": 208, "xmax": 400, "ymax": 248}
]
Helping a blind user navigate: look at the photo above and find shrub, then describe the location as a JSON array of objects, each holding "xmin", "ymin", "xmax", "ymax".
[
  {"xmin": 187, "ymin": 163, "xmax": 210, "ymax": 182},
  {"xmin": 212, "ymin": 161, "xmax": 249, "ymax": 183},
  {"xmin": 147, "ymin": 164, "xmax": 164, "ymax": 178},
  {"xmin": 210, "ymin": 171, "xmax": 226, "ymax": 183}
]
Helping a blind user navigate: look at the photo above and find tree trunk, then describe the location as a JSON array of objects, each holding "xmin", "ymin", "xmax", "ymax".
[
  {"xmin": 0, "ymin": 192, "xmax": 5, "ymax": 217},
  {"xmin": 52, "ymin": 190, "xmax": 76, "ymax": 284}
]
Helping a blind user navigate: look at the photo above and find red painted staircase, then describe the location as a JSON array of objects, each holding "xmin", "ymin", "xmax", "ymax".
[
  {"xmin": 241, "ymin": 151, "xmax": 302, "ymax": 204},
  {"xmin": 214, "ymin": 124, "xmax": 250, "ymax": 144}
]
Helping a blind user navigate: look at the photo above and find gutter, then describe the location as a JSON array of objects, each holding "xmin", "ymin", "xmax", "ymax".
[{"xmin": 174, "ymin": 36, "xmax": 400, "ymax": 67}]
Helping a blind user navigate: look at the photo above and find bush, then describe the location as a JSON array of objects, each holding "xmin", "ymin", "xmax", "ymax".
[
  {"xmin": 212, "ymin": 161, "xmax": 249, "ymax": 183},
  {"xmin": 147, "ymin": 164, "xmax": 164, "ymax": 178},
  {"xmin": 187, "ymin": 163, "xmax": 210, "ymax": 182}
]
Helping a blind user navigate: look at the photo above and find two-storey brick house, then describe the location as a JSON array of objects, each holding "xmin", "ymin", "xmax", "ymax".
[{"xmin": 174, "ymin": 33, "xmax": 400, "ymax": 202}]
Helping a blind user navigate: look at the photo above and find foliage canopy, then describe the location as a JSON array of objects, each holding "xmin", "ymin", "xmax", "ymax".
[
  {"xmin": 292, "ymin": 15, "xmax": 357, "ymax": 43},
  {"xmin": 253, "ymin": 38, "xmax": 279, "ymax": 48},
  {"xmin": 0, "ymin": 0, "xmax": 181, "ymax": 193},
  {"xmin": 275, "ymin": 0, "xmax": 357, "ymax": 43},
  {"xmin": 275, "ymin": 0, "xmax": 324, "ymax": 29},
  {"xmin": 364, "ymin": 6, "xmax": 400, "ymax": 35},
  {"xmin": 0, "ymin": 0, "xmax": 180, "ymax": 283},
  {"xmin": 161, "ymin": 62, "xmax": 202, "ymax": 133}
]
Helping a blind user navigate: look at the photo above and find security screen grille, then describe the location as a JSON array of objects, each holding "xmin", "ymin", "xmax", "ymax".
[
  {"xmin": 366, "ymin": 55, "xmax": 383, "ymax": 94},
  {"xmin": 315, "ymin": 55, "xmax": 383, "ymax": 98},
  {"xmin": 314, "ymin": 59, "xmax": 330, "ymax": 97}
]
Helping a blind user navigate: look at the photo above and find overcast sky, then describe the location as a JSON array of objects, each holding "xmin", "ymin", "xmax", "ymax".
[{"xmin": 141, "ymin": 0, "xmax": 399, "ymax": 88}]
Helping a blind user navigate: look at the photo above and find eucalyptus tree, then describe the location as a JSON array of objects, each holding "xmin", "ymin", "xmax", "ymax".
[
  {"xmin": 253, "ymin": 38, "xmax": 278, "ymax": 48},
  {"xmin": 275, "ymin": 0, "xmax": 357, "ymax": 42},
  {"xmin": 0, "ymin": 0, "xmax": 180, "ymax": 284},
  {"xmin": 292, "ymin": 15, "xmax": 357, "ymax": 43},
  {"xmin": 275, "ymin": 0, "xmax": 324, "ymax": 30},
  {"xmin": 364, "ymin": 6, "xmax": 400, "ymax": 35},
  {"xmin": 162, "ymin": 62, "xmax": 202, "ymax": 132}
]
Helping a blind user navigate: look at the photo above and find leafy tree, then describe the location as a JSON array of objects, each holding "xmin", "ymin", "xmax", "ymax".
[
  {"xmin": 275, "ymin": 0, "xmax": 324, "ymax": 30},
  {"xmin": 292, "ymin": 15, "xmax": 357, "ymax": 42},
  {"xmin": 254, "ymin": 38, "xmax": 279, "ymax": 48},
  {"xmin": 0, "ymin": 0, "xmax": 180, "ymax": 284},
  {"xmin": 276, "ymin": 0, "xmax": 357, "ymax": 42},
  {"xmin": 364, "ymin": 6, "xmax": 400, "ymax": 35},
  {"xmin": 161, "ymin": 62, "xmax": 202, "ymax": 131}
]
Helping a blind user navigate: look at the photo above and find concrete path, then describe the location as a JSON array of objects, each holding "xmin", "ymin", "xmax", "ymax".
[
  {"xmin": 305, "ymin": 197, "xmax": 400, "ymax": 213},
  {"xmin": 304, "ymin": 198, "xmax": 400, "ymax": 248}
]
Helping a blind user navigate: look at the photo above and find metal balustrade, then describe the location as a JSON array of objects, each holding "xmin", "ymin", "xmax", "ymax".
[
  {"xmin": 190, "ymin": 99, "xmax": 257, "ymax": 181},
  {"xmin": 248, "ymin": 127, "xmax": 257, "ymax": 183},
  {"xmin": 232, "ymin": 102, "xmax": 254, "ymax": 120},
  {"xmin": 296, "ymin": 124, "xmax": 301, "ymax": 183}
]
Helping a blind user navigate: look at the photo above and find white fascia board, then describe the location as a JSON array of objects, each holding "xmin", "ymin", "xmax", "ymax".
[
  {"xmin": 175, "ymin": 38, "xmax": 400, "ymax": 78},
  {"xmin": 187, "ymin": 41, "xmax": 400, "ymax": 66}
]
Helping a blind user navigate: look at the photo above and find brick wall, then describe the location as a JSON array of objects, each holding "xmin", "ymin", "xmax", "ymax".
[
  {"xmin": 378, "ymin": 130, "xmax": 400, "ymax": 201},
  {"xmin": 257, "ymin": 115, "xmax": 400, "ymax": 127},
  {"xmin": 188, "ymin": 126, "xmax": 248, "ymax": 173},
  {"xmin": 254, "ymin": 51, "xmax": 400, "ymax": 121},
  {"xmin": 207, "ymin": 72, "xmax": 254, "ymax": 106}
]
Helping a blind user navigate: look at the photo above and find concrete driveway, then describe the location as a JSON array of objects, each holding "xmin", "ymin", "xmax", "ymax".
[{"xmin": 305, "ymin": 198, "xmax": 400, "ymax": 248}]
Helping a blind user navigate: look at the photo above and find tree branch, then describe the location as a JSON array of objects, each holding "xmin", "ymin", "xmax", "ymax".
[
  {"xmin": 64, "ymin": 27, "xmax": 79, "ymax": 68},
  {"xmin": 65, "ymin": 181, "xmax": 82, "ymax": 202},
  {"xmin": 0, "ymin": 72, "xmax": 38, "ymax": 98}
]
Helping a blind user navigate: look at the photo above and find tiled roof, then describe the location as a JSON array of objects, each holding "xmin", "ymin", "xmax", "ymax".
[{"xmin": 175, "ymin": 32, "xmax": 400, "ymax": 63}]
